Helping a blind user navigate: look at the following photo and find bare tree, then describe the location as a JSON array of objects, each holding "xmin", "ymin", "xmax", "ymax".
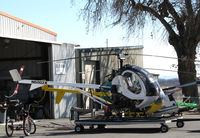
[{"xmin": 80, "ymin": 0, "xmax": 200, "ymax": 97}]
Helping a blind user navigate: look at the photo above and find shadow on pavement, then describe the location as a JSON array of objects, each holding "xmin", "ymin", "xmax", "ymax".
[
  {"xmin": 42, "ymin": 127, "xmax": 162, "ymax": 136},
  {"xmin": 188, "ymin": 130, "xmax": 200, "ymax": 133}
]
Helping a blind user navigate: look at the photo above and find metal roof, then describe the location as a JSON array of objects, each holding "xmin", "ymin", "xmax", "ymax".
[
  {"xmin": 76, "ymin": 45, "xmax": 144, "ymax": 52},
  {"xmin": 0, "ymin": 11, "xmax": 57, "ymax": 36}
]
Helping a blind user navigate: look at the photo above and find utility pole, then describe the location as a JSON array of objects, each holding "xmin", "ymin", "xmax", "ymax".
[{"xmin": 106, "ymin": 38, "xmax": 108, "ymax": 48}]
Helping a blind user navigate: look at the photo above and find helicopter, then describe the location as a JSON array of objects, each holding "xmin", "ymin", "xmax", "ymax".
[{"xmin": 9, "ymin": 53, "xmax": 190, "ymax": 119}]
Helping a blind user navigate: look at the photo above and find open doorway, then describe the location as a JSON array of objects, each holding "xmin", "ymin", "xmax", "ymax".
[{"xmin": 0, "ymin": 37, "xmax": 51, "ymax": 119}]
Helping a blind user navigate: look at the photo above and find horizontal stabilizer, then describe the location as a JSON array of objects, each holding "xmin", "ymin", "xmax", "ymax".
[
  {"xmin": 56, "ymin": 92, "xmax": 65, "ymax": 104},
  {"xmin": 9, "ymin": 69, "xmax": 21, "ymax": 82}
]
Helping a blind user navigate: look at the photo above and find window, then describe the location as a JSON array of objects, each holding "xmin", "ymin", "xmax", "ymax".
[{"xmin": 123, "ymin": 72, "xmax": 142, "ymax": 94}]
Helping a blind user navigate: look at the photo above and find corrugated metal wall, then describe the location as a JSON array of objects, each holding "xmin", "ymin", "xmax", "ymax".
[
  {"xmin": 0, "ymin": 14, "xmax": 56, "ymax": 42},
  {"xmin": 75, "ymin": 46, "xmax": 143, "ymax": 108},
  {"xmin": 77, "ymin": 46, "xmax": 143, "ymax": 85},
  {"xmin": 51, "ymin": 43, "xmax": 77, "ymax": 118}
]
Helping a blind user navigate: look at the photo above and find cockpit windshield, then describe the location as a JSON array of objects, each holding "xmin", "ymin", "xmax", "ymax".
[
  {"xmin": 122, "ymin": 65, "xmax": 160, "ymax": 96},
  {"xmin": 123, "ymin": 72, "xmax": 142, "ymax": 94},
  {"xmin": 134, "ymin": 67, "xmax": 160, "ymax": 96}
]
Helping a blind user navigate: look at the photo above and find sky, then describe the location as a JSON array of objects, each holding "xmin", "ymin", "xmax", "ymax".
[{"xmin": 0, "ymin": 0, "xmax": 179, "ymax": 78}]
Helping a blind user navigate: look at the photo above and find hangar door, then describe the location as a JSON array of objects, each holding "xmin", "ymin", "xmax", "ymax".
[{"xmin": 0, "ymin": 37, "xmax": 51, "ymax": 118}]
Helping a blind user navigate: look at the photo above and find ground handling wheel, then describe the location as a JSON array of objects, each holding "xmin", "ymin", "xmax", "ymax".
[
  {"xmin": 97, "ymin": 124, "xmax": 106, "ymax": 129},
  {"xmin": 160, "ymin": 124, "xmax": 169, "ymax": 133},
  {"xmin": 176, "ymin": 120, "xmax": 184, "ymax": 128},
  {"xmin": 75, "ymin": 125, "xmax": 84, "ymax": 133}
]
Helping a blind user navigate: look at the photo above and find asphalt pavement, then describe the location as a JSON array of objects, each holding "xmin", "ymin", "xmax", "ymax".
[{"xmin": 1, "ymin": 112, "xmax": 200, "ymax": 138}]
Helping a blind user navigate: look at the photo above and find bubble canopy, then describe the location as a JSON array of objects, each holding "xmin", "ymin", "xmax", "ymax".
[{"xmin": 121, "ymin": 65, "xmax": 160, "ymax": 96}]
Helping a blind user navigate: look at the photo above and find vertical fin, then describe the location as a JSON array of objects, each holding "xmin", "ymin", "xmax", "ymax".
[
  {"xmin": 8, "ymin": 65, "xmax": 24, "ymax": 97},
  {"xmin": 9, "ymin": 69, "xmax": 21, "ymax": 82}
]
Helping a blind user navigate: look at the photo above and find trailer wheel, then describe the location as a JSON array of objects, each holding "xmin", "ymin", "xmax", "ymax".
[
  {"xmin": 160, "ymin": 124, "xmax": 168, "ymax": 133},
  {"xmin": 176, "ymin": 121, "xmax": 184, "ymax": 128},
  {"xmin": 97, "ymin": 124, "xmax": 106, "ymax": 129},
  {"xmin": 89, "ymin": 125, "xmax": 94, "ymax": 129},
  {"xmin": 75, "ymin": 125, "xmax": 84, "ymax": 133}
]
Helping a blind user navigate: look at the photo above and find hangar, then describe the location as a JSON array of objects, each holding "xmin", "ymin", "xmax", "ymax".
[{"xmin": 0, "ymin": 11, "xmax": 77, "ymax": 121}]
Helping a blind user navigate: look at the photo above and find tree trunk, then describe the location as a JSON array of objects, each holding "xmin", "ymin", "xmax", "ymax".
[{"xmin": 173, "ymin": 38, "xmax": 198, "ymax": 97}]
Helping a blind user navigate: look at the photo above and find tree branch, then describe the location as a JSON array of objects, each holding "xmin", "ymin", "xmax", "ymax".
[
  {"xmin": 137, "ymin": 3, "xmax": 177, "ymax": 37},
  {"xmin": 185, "ymin": 0, "xmax": 194, "ymax": 17},
  {"xmin": 164, "ymin": 0, "xmax": 185, "ymax": 36},
  {"xmin": 185, "ymin": 0, "xmax": 195, "ymax": 27}
]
